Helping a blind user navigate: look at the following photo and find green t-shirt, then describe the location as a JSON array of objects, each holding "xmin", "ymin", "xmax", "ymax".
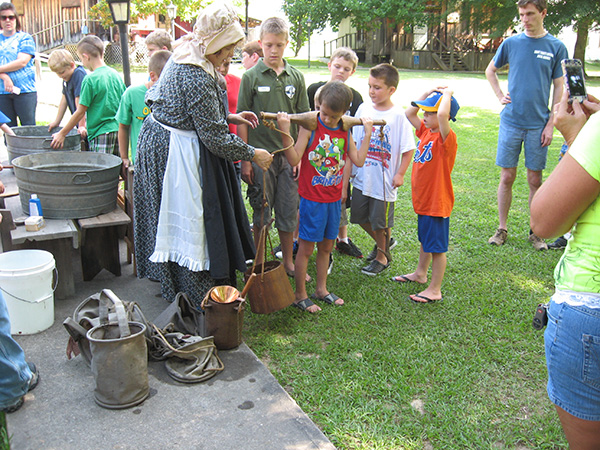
[
  {"xmin": 237, "ymin": 59, "xmax": 309, "ymax": 152},
  {"xmin": 555, "ymin": 113, "xmax": 600, "ymax": 294},
  {"xmin": 79, "ymin": 65, "xmax": 126, "ymax": 140},
  {"xmin": 115, "ymin": 83, "xmax": 149, "ymax": 163}
]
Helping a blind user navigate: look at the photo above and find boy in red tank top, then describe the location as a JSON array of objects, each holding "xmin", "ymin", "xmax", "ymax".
[{"xmin": 277, "ymin": 81, "xmax": 373, "ymax": 313}]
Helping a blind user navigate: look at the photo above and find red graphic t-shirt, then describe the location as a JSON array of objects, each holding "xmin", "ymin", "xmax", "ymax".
[{"xmin": 298, "ymin": 117, "xmax": 350, "ymax": 203}]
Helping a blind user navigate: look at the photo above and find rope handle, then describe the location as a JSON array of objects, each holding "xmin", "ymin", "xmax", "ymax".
[{"xmin": 261, "ymin": 117, "xmax": 295, "ymax": 154}]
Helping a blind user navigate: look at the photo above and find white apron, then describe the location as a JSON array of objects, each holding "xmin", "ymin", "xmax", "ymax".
[{"xmin": 149, "ymin": 116, "xmax": 210, "ymax": 272}]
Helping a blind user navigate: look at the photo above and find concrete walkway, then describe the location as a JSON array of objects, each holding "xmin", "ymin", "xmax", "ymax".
[
  {"xmin": 5, "ymin": 248, "xmax": 335, "ymax": 450},
  {"xmin": 2, "ymin": 66, "xmax": 335, "ymax": 450}
]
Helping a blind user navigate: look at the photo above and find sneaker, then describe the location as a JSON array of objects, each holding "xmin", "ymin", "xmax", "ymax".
[
  {"xmin": 327, "ymin": 254, "xmax": 334, "ymax": 275},
  {"xmin": 273, "ymin": 241, "xmax": 299, "ymax": 259},
  {"xmin": 361, "ymin": 259, "xmax": 389, "ymax": 276},
  {"xmin": 2, "ymin": 362, "xmax": 39, "ymax": 414},
  {"xmin": 336, "ymin": 238, "xmax": 363, "ymax": 258},
  {"xmin": 366, "ymin": 237, "xmax": 396, "ymax": 262},
  {"xmin": 529, "ymin": 233, "xmax": 548, "ymax": 251},
  {"xmin": 388, "ymin": 237, "xmax": 397, "ymax": 250},
  {"xmin": 488, "ymin": 228, "xmax": 507, "ymax": 246},
  {"xmin": 548, "ymin": 236, "xmax": 568, "ymax": 250}
]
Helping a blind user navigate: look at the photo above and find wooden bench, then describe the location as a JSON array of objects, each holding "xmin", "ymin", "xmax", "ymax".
[
  {"xmin": 77, "ymin": 207, "xmax": 131, "ymax": 281},
  {"xmin": 1, "ymin": 192, "xmax": 79, "ymax": 300}
]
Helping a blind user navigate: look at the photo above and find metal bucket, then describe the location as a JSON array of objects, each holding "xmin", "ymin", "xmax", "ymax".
[
  {"xmin": 6, "ymin": 126, "xmax": 81, "ymax": 164},
  {"xmin": 201, "ymin": 286, "xmax": 245, "ymax": 350},
  {"xmin": 12, "ymin": 151, "xmax": 122, "ymax": 219}
]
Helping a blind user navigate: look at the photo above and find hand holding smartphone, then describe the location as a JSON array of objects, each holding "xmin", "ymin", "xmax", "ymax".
[{"xmin": 561, "ymin": 59, "xmax": 587, "ymax": 103}]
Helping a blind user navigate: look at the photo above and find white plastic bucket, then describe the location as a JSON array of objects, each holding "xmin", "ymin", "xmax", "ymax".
[{"xmin": 0, "ymin": 249, "xmax": 56, "ymax": 335}]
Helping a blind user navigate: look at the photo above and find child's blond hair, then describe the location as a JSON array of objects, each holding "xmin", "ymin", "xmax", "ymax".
[
  {"xmin": 260, "ymin": 17, "xmax": 288, "ymax": 40},
  {"xmin": 330, "ymin": 47, "xmax": 359, "ymax": 71},
  {"xmin": 48, "ymin": 49, "xmax": 75, "ymax": 73},
  {"xmin": 77, "ymin": 35, "xmax": 104, "ymax": 58},
  {"xmin": 145, "ymin": 29, "xmax": 173, "ymax": 51},
  {"xmin": 148, "ymin": 50, "xmax": 171, "ymax": 77}
]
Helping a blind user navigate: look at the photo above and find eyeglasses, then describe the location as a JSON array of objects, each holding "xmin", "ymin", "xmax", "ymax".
[{"xmin": 1, "ymin": 15, "xmax": 16, "ymax": 21}]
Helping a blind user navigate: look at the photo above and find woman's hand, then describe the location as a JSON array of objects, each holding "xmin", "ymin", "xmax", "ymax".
[
  {"xmin": 554, "ymin": 90, "xmax": 599, "ymax": 147},
  {"xmin": 228, "ymin": 111, "xmax": 259, "ymax": 128},
  {"xmin": 252, "ymin": 148, "xmax": 273, "ymax": 172},
  {"xmin": 2, "ymin": 76, "xmax": 14, "ymax": 93}
]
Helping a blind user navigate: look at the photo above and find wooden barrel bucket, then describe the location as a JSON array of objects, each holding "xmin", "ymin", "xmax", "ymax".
[{"xmin": 243, "ymin": 261, "xmax": 295, "ymax": 314}]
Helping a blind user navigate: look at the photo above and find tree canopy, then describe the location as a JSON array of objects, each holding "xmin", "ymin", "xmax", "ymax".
[{"xmin": 283, "ymin": 0, "xmax": 600, "ymax": 62}]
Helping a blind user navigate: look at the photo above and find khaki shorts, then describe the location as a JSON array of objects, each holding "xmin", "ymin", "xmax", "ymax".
[{"xmin": 247, "ymin": 153, "xmax": 299, "ymax": 233}]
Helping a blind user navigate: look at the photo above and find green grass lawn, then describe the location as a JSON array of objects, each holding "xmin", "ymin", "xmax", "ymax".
[{"xmin": 238, "ymin": 67, "xmax": 570, "ymax": 449}]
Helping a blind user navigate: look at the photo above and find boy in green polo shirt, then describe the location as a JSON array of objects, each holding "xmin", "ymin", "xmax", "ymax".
[
  {"xmin": 116, "ymin": 49, "xmax": 171, "ymax": 168},
  {"xmin": 51, "ymin": 35, "xmax": 125, "ymax": 154},
  {"xmin": 237, "ymin": 17, "xmax": 310, "ymax": 279}
]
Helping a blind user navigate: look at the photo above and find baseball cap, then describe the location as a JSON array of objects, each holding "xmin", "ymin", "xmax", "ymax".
[{"xmin": 411, "ymin": 91, "xmax": 460, "ymax": 121}]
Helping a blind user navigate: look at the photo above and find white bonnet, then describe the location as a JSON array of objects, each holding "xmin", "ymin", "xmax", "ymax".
[{"xmin": 172, "ymin": 2, "xmax": 244, "ymax": 68}]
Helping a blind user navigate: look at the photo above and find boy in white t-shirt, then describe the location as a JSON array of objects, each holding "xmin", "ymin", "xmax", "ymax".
[{"xmin": 351, "ymin": 63, "xmax": 416, "ymax": 276}]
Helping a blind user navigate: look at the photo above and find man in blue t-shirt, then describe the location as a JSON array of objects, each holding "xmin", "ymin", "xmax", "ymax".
[{"xmin": 485, "ymin": 0, "xmax": 567, "ymax": 250}]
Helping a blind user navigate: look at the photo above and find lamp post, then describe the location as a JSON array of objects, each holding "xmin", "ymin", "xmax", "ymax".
[
  {"xmin": 107, "ymin": 0, "xmax": 131, "ymax": 86},
  {"xmin": 306, "ymin": 17, "xmax": 312, "ymax": 69},
  {"xmin": 166, "ymin": 2, "xmax": 177, "ymax": 39}
]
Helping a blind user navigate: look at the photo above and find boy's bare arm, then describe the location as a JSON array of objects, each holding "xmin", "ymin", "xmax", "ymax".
[
  {"xmin": 1, "ymin": 123, "xmax": 15, "ymax": 136},
  {"xmin": 437, "ymin": 88, "xmax": 453, "ymax": 141},
  {"xmin": 50, "ymin": 104, "xmax": 87, "ymax": 148},
  {"xmin": 347, "ymin": 117, "xmax": 373, "ymax": 167},
  {"xmin": 393, "ymin": 150, "xmax": 414, "ymax": 188},
  {"xmin": 276, "ymin": 112, "xmax": 308, "ymax": 166},
  {"xmin": 118, "ymin": 123, "xmax": 130, "ymax": 165},
  {"xmin": 48, "ymin": 96, "xmax": 68, "ymax": 130},
  {"xmin": 405, "ymin": 99, "xmax": 422, "ymax": 130},
  {"xmin": 74, "ymin": 97, "xmax": 87, "ymax": 136}
]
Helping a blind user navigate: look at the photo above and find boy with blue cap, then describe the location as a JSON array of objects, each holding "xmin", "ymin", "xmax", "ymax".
[{"xmin": 391, "ymin": 87, "xmax": 459, "ymax": 303}]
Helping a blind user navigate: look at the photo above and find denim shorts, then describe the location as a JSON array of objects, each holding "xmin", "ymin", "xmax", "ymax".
[
  {"xmin": 496, "ymin": 120, "xmax": 548, "ymax": 171},
  {"xmin": 545, "ymin": 299, "xmax": 600, "ymax": 420}
]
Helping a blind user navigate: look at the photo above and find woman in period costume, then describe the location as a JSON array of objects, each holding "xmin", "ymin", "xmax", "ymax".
[{"xmin": 134, "ymin": 2, "xmax": 272, "ymax": 307}]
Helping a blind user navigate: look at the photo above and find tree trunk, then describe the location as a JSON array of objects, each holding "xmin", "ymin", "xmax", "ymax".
[
  {"xmin": 573, "ymin": 19, "xmax": 590, "ymax": 74},
  {"xmin": 365, "ymin": 29, "xmax": 374, "ymax": 65}
]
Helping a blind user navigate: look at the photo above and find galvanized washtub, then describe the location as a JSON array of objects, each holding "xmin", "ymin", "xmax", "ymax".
[
  {"xmin": 12, "ymin": 152, "xmax": 122, "ymax": 219},
  {"xmin": 6, "ymin": 125, "xmax": 81, "ymax": 164}
]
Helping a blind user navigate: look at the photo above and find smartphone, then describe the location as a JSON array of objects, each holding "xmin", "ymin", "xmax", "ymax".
[{"xmin": 562, "ymin": 59, "xmax": 587, "ymax": 103}]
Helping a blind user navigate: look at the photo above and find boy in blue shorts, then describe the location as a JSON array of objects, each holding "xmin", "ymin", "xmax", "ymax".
[
  {"xmin": 391, "ymin": 87, "xmax": 459, "ymax": 303},
  {"xmin": 277, "ymin": 81, "xmax": 373, "ymax": 313}
]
